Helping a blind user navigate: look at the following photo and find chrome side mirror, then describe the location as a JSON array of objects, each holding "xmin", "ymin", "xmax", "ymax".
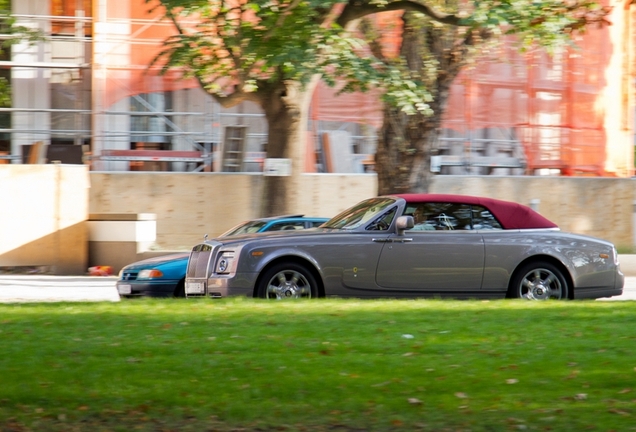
[{"xmin": 396, "ymin": 215, "xmax": 414, "ymax": 236}]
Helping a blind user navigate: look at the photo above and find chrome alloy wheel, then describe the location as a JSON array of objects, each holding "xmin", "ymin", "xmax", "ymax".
[
  {"xmin": 264, "ymin": 269, "xmax": 312, "ymax": 299},
  {"xmin": 518, "ymin": 267, "xmax": 564, "ymax": 300}
]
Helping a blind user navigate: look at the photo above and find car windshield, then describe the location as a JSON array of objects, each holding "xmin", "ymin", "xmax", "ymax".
[
  {"xmin": 322, "ymin": 197, "xmax": 397, "ymax": 230},
  {"xmin": 220, "ymin": 221, "xmax": 268, "ymax": 237}
]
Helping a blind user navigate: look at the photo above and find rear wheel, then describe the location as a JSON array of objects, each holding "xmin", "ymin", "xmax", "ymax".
[
  {"xmin": 257, "ymin": 263, "xmax": 317, "ymax": 299},
  {"xmin": 510, "ymin": 261, "xmax": 569, "ymax": 300}
]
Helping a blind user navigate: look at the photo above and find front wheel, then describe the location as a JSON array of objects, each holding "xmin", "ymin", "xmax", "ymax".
[
  {"xmin": 509, "ymin": 261, "xmax": 569, "ymax": 300},
  {"xmin": 257, "ymin": 263, "xmax": 317, "ymax": 299}
]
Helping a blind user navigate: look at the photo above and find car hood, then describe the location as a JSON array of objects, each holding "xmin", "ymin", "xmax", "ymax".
[
  {"xmin": 124, "ymin": 252, "xmax": 190, "ymax": 269},
  {"xmin": 206, "ymin": 228, "xmax": 352, "ymax": 245}
]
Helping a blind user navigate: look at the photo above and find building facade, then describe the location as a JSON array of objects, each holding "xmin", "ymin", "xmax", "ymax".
[{"xmin": 4, "ymin": 0, "xmax": 635, "ymax": 177}]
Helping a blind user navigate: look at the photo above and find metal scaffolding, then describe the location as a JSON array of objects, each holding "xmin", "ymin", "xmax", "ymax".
[{"xmin": 2, "ymin": 0, "xmax": 633, "ymax": 176}]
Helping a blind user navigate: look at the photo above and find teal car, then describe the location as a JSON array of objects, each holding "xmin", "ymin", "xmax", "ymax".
[{"xmin": 116, "ymin": 215, "xmax": 328, "ymax": 298}]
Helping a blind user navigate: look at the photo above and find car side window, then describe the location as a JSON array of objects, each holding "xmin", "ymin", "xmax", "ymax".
[
  {"xmin": 404, "ymin": 203, "xmax": 473, "ymax": 231},
  {"xmin": 366, "ymin": 207, "xmax": 396, "ymax": 231},
  {"xmin": 268, "ymin": 222, "xmax": 305, "ymax": 231},
  {"xmin": 403, "ymin": 203, "xmax": 503, "ymax": 231},
  {"xmin": 471, "ymin": 205, "xmax": 502, "ymax": 230}
]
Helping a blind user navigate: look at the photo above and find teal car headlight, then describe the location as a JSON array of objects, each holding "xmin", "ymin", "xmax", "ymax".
[{"xmin": 137, "ymin": 269, "xmax": 164, "ymax": 279}]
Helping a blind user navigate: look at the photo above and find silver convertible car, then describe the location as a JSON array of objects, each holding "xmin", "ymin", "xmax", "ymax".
[{"xmin": 185, "ymin": 194, "xmax": 624, "ymax": 300}]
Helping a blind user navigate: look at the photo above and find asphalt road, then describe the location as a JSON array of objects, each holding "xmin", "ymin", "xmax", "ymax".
[{"xmin": 0, "ymin": 275, "xmax": 634, "ymax": 303}]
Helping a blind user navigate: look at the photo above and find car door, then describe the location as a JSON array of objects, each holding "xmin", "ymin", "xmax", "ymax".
[
  {"xmin": 375, "ymin": 202, "xmax": 485, "ymax": 292},
  {"xmin": 339, "ymin": 207, "xmax": 396, "ymax": 291}
]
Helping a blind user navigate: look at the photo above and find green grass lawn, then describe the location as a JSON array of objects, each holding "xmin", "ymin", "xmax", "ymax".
[{"xmin": 1, "ymin": 298, "xmax": 635, "ymax": 431}]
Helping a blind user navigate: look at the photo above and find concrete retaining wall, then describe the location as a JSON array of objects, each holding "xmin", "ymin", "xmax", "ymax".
[
  {"xmin": 2, "ymin": 166, "xmax": 635, "ymax": 274},
  {"xmin": 431, "ymin": 176, "xmax": 634, "ymax": 250},
  {"xmin": 89, "ymin": 173, "xmax": 635, "ymax": 252},
  {"xmin": 88, "ymin": 172, "xmax": 379, "ymax": 250},
  {"xmin": 0, "ymin": 165, "xmax": 89, "ymax": 274},
  {"xmin": 88, "ymin": 213, "xmax": 158, "ymax": 273}
]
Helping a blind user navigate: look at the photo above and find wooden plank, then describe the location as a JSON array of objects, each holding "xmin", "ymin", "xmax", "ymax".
[
  {"xmin": 322, "ymin": 131, "xmax": 353, "ymax": 173},
  {"xmin": 321, "ymin": 132, "xmax": 333, "ymax": 173},
  {"xmin": 101, "ymin": 150, "xmax": 202, "ymax": 158},
  {"xmin": 27, "ymin": 141, "xmax": 43, "ymax": 164},
  {"xmin": 100, "ymin": 149, "xmax": 207, "ymax": 164}
]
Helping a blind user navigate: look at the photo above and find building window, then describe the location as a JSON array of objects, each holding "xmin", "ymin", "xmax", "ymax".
[{"xmin": 51, "ymin": 0, "xmax": 92, "ymax": 36}]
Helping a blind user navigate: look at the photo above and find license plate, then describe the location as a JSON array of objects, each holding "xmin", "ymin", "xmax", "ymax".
[
  {"xmin": 117, "ymin": 284, "xmax": 132, "ymax": 295},
  {"xmin": 185, "ymin": 281, "xmax": 205, "ymax": 294}
]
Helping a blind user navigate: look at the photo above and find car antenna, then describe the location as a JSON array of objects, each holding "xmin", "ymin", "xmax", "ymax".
[{"xmin": 204, "ymin": 233, "xmax": 208, "ymax": 241}]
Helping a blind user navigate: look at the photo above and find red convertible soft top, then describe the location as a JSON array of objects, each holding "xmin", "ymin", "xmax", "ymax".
[{"xmin": 393, "ymin": 194, "xmax": 559, "ymax": 230}]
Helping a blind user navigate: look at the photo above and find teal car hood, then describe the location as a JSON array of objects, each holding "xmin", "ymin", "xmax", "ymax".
[{"xmin": 125, "ymin": 253, "xmax": 190, "ymax": 269}]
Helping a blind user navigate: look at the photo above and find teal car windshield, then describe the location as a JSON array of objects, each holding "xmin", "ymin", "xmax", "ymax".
[
  {"xmin": 221, "ymin": 221, "xmax": 268, "ymax": 236},
  {"xmin": 322, "ymin": 198, "xmax": 397, "ymax": 230}
]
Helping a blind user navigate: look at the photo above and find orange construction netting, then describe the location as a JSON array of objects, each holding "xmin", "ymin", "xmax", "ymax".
[{"xmin": 98, "ymin": 1, "xmax": 622, "ymax": 176}]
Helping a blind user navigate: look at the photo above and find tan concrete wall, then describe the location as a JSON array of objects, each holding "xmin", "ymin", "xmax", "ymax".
[
  {"xmin": 88, "ymin": 172, "xmax": 378, "ymax": 250},
  {"xmin": 3, "ymin": 168, "xmax": 634, "ymax": 275},
  {"xmin": 0, "ymin": 165, "xmax": 89, "ymax": 274},
  {"xmin": 430, "ymin": 176, "xmax": 634, "ymax": 250},
  {"xmin": 88, "ymin": 173, "xmax": 635, "ymax": 251}
]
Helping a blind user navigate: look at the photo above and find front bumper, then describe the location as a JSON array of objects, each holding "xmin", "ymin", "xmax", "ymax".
[
  {"xmin": 116, "ymin": 280, "xmax": 180, "ymax": 297},
  {"xmin": 185, "ymin": 274, "xmax": 255, "ymax": 298},
  {"xmin": 574, "ymin": 267, "xmax": 624, "ymax": 300}
]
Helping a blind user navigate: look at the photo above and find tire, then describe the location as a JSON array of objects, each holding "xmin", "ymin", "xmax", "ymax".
[
  {"xmin": 257, "ymin": 262, "xmax": 317, "ymax": 299},
  {"xmin": 173, "ymin": 279, "xmax": 186, "ymax": 298},
  {"xmin": 509, "ymin": 261, "xmax": 569, "ymax": 300}
]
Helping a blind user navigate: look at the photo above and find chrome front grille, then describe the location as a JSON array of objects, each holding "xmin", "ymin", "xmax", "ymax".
[{"xmin": 186, "ymin": 243, "xmax": 217, "ymax": 279}]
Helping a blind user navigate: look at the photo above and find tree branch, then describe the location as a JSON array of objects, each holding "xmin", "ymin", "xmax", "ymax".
[
  {"xmin": 336, "ymin": 0, "xmax": 611, "ymax": 33},
  {"xmin": 264, "ymin": 0, "xmax": 304, "ymax": 40},
  {"xmin": 208, "ymin": 88, "xmax": 252, "ymax": 108},
  {"xmin": 337, "ymin": 0, "xmax": 465, "ymax": 28},
  {"xmin": 358, "ymin": 18, "xmax": 385, "ymax": 60}
]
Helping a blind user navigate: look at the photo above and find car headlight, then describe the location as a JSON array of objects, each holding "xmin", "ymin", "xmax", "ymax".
[
  {"xmin": 137, "ymin": 269, "xmax": 164, "ymax": 279},
  {"xmin": 216, "ymin": 251, "xmax": 235, "ymax": 274}
]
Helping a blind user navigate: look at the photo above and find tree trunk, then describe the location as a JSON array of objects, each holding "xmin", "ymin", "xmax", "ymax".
[
  {"xmin": 259, "ymin": 80, "xmax": 316, "ymax": 217},
  {"xmin": 376, "ymin": 107, "xmax": 441, "ymax": 195},
  {"xmin": 375, "ymin": 12, "xmax": 473, "ymax": 195}
]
